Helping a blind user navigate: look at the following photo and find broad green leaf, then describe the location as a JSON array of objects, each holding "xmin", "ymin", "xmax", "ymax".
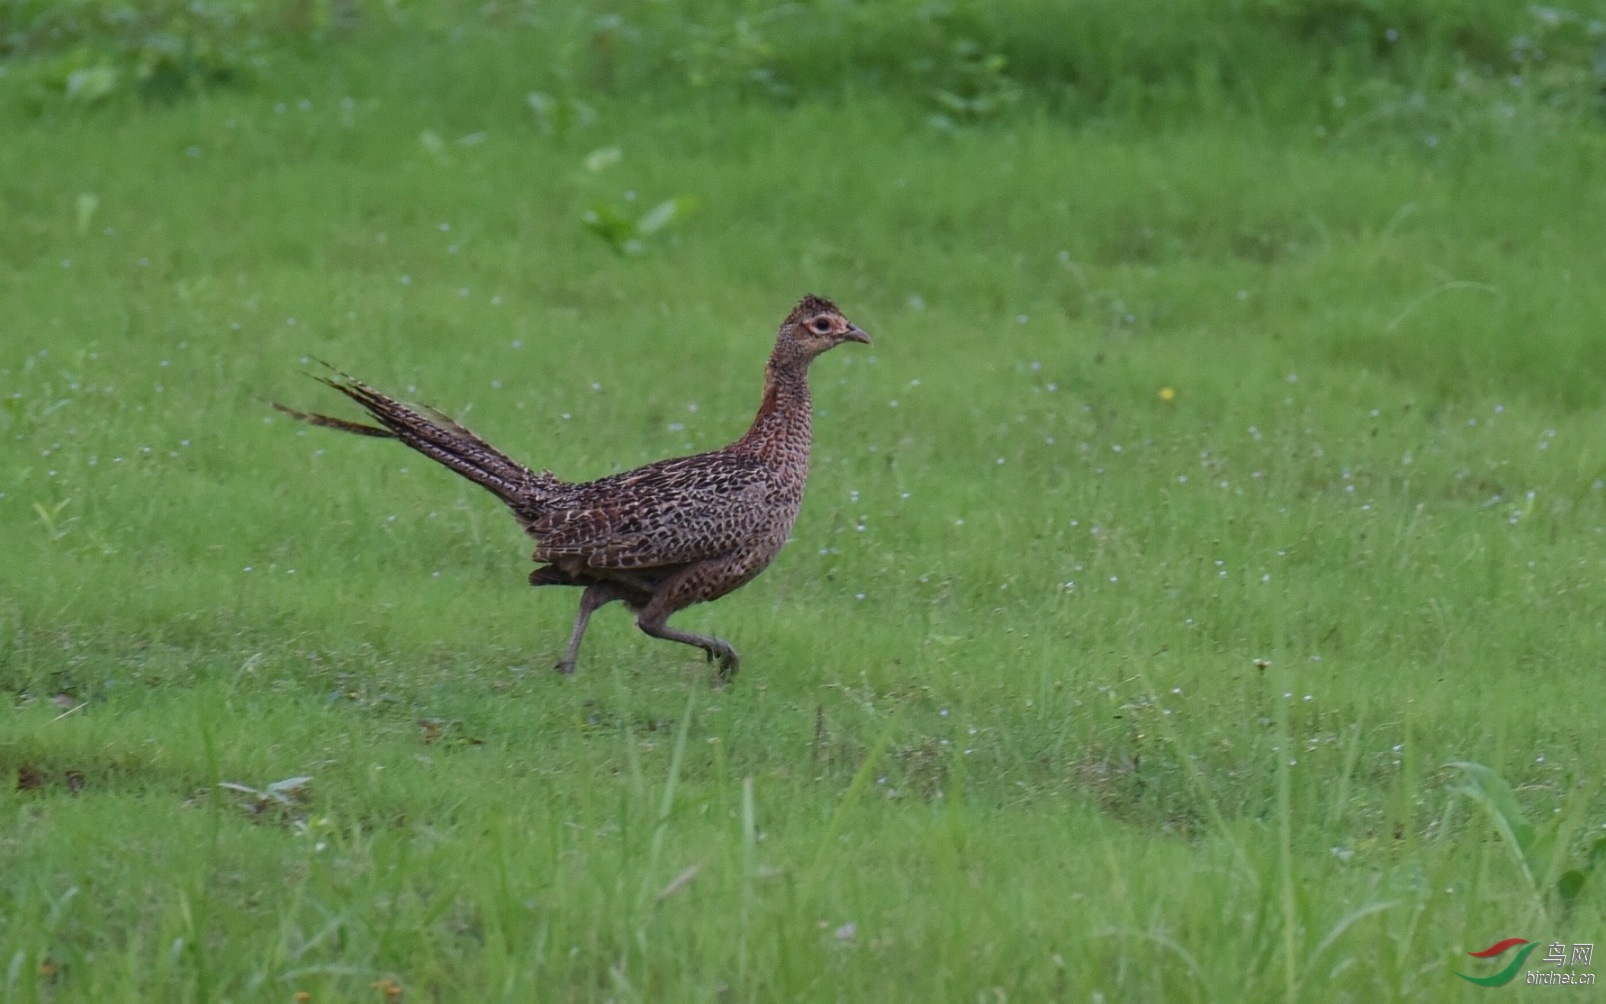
[
  {"xmin": 65, "ymin": 65, "xmax": 119, "ymax": 103},
  {"xmin": 636, "ymin": 196, "xmax": 700, "ymax": 236},
  {"xmin": 1447, "ymin": 761, "xmax": 1535, "ymax": 856},
  {"xmin": 584, "ymin": 146, "xmax": 623, "ymax": 172}
]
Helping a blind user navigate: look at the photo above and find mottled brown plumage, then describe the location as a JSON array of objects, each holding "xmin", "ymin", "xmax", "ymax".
[{"xmin": 275, "ymin": 295, "xmax": 869, "ymax": 682}]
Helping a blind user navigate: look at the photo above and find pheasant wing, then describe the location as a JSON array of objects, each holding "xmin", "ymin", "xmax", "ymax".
[{"xmin": 531, "ymin": 455, "xmax": 782, "ymax": 570}]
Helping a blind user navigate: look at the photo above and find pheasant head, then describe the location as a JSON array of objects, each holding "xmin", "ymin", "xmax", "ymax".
[{"xmin": 777, "ymin": 294, "xmax": 870, "ymax": 360}]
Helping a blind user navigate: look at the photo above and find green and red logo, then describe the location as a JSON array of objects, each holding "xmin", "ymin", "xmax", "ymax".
[{"xmin": 1456, "ymin": 938, "xmax": 1538, "ymax": 987}]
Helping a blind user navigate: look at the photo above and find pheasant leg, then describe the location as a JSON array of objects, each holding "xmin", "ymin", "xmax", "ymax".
[
  {"xmin": 635, "ymin": 611, "xmax": 740, "ymax": 683},
  {"xmin": 555, "ymin": 582, "xmax": 630, "ymax": 674}
]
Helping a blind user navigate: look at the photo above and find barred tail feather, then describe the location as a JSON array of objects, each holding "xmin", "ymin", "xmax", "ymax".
[
  {"xmin": 271, "ymin": 402, "xmax": 394, "ymax": 438},
  {"xmin": 275, "ymin": 372, "xmax": 545, "ymax": 508}
]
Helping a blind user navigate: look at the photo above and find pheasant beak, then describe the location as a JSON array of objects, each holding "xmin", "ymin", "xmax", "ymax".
[{"xmin": 842, "ymin": 325, "xmax": 871, "ymax": 345}]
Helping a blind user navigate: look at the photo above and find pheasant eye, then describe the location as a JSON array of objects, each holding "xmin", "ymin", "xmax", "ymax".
[{"xmin": 811, "ymin": 318, "xmax": 831, "ymax": 334}]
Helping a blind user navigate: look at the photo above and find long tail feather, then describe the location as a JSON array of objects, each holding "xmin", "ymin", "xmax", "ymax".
[
  {"xmin": 275, "ymin": 370, "xmax": 550, "ymax": 508},
  {"xmin": 271, "ymin": 402, "xmax": 394, "ymax": 438}
]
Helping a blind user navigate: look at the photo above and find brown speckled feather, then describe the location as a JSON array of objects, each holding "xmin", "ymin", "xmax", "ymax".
[
  {"xmin": 276, "ymin": 296, "xmax": 870, "ymax": 682},
  {"xmin": 527, "ymin": 454, "xmax": 783, "ymax": 568}
]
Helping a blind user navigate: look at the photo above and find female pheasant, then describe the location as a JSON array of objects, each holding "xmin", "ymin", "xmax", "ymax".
[{"xmin": 275, "ymin": 295, "xmax": 869, "ymax": 682}]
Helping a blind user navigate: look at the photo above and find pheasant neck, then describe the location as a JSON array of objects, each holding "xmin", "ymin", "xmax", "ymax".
[{"xmin": 734, "ymin": 351, "xmax": 813, "ymax": 467}]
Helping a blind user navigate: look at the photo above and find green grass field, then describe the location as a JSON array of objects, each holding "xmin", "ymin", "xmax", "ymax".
[{"xmin": 3, "ymin": 2, "xmax": 1605, "ymax": 1000}]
